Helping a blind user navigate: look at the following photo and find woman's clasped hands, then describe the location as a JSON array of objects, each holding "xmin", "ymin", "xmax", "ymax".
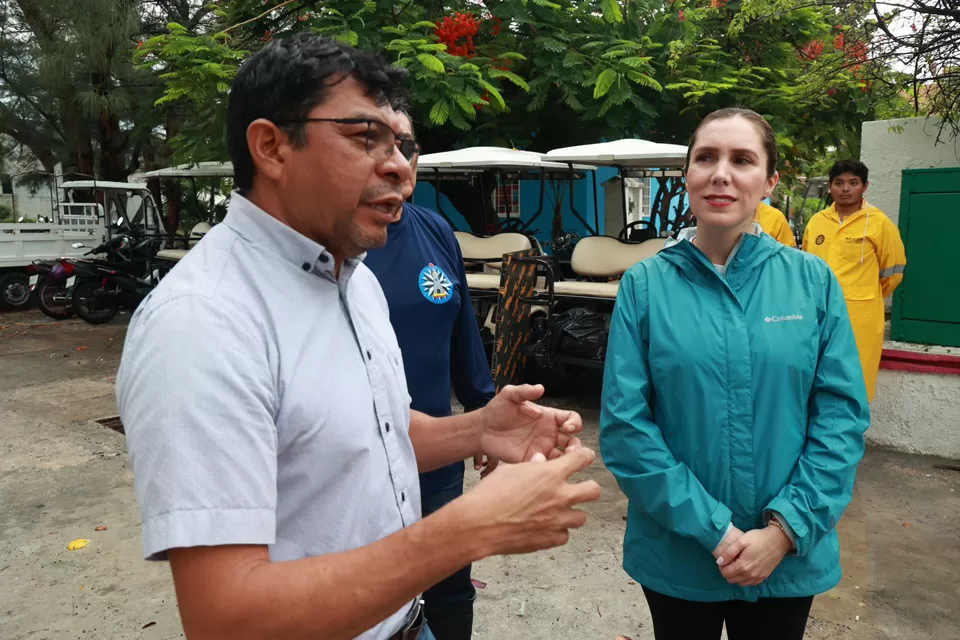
[{"xmin": 712, "ymin": 523, "xmax": 795, "ymax": 587}]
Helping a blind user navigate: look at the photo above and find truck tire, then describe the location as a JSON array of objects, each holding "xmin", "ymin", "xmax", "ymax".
[{"xmin": 0, "ymin": 272, "xmax": 32, "ymax": 311}]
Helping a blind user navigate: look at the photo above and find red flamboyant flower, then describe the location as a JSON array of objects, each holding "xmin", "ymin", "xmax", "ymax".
[
  {"xmin": 799, "ymin": 39, "xmax": 824, "ymax": 60},
  {"xmin": 678, "ymin": 9, "xmax": 685, "ymax": 20},
  {"xmin": 436, "ymin": 12, "xmax": 481, "ymax": 58}
]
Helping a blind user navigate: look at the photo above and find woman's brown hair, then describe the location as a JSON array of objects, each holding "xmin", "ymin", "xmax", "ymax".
[{"xmin": 685, "ymin": 108, "xmax": 778, "ymax": 178}]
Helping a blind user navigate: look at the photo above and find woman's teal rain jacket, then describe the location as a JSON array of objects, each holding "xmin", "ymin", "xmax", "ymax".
[{"xmin": 599, "ymin": 229, "xmax": 870, "ymax": 602}]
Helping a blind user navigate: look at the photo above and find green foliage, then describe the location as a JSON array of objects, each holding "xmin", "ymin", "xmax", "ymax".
[
  {"xmin": 137, "ymin": 1, "xmax": 664, "ymax": 157},
  {"xmin": 136, "ymin": 0, "xmax": 914, "ymax": 185}
]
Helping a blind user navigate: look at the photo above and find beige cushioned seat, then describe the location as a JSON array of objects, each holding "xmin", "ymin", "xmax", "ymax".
[{"xmin": 156, "ymin": 249, "xmax": 188, "ymax": 261}]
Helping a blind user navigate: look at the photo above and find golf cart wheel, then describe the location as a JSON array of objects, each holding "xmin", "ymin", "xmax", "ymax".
[{"xmin": 0, "ymin": 272, "xmax": 32, "ymax": 311}]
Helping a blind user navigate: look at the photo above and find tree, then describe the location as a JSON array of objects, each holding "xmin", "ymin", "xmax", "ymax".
[
  {"xmin": 734, "ymin": 0, "xmax": 957, "ymax": 142},
  {"xmin": 0, "ymin": 0, "xmax": 221, "ymax": 237},
  {"xmin": 140, "ymin": 0, "xmax": 908, "ymax": 231},
  {"xmin": 0, "ymin": 0, "xmax": 148, "ymax": 180}
]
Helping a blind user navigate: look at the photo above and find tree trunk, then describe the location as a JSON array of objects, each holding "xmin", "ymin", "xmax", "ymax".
[{"xmin": 97, "ymin": 110, "xmax": 129, "ymax": 182}]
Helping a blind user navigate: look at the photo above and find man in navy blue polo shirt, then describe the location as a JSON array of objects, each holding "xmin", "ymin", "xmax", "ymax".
[{"xmin": 364, "ymin": 112, "xmax": 496, "ymax": 640}]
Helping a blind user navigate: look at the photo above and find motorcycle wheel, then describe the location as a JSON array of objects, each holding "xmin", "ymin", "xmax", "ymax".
[
  {"xmin": 35, "ymin": 278, "xmax": 76, "ymax": 320},
  {"xmin": 72, "ymin": 278, "xmax": 120, "ymax": 325}
]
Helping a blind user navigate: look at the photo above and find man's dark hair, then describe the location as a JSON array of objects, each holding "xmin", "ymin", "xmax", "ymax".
[
  {"xmin": 829, "ymin": 159, "xmax": 869, "ymax": 184},
  {"xmin": 227, "ymin": 33, "xmax": 410, "ymax": 191}
]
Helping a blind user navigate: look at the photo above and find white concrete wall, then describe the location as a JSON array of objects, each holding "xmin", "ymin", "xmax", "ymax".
[
  {"xmin": 859, "ymin": 116, "xmax": 960, "ymax": 226},
  {"xmin": 0, "ymin": 154, "xmax": 56, "ymax": 222},
  {"xmin": 869, "ymin": 368, "xmax": 960, "ymax": 460},
  {"xmin": 11, "ymin": 178, "xmax": 55, "ymax": 221}
]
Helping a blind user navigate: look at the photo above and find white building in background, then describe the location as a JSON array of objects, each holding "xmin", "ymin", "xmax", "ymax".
[
  {"xmin": 859, "ymin": 116, "xmax": 960, "ymax": 460},
  {"xmin": 860, "ymin": 117, "xmax": 960, "ymax": 226},
  {"xmin": 0, "ymin": 145, "xmax": 59, "ymax": 222}
]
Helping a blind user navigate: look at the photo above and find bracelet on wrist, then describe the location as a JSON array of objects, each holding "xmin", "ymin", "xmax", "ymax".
[{"xmin": 768, "ymin": 518, "xmax": 794, "ymax": 549}]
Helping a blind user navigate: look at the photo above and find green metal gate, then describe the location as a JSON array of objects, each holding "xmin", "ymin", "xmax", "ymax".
[{"xmin": 890, "ymin": 167, "xmax": 960, "ymax": 347}]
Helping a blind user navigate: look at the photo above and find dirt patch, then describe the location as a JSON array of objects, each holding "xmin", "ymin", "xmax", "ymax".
[{"xmin": 1, "ymin": 310, "xmax": 958, "ymax": 639}]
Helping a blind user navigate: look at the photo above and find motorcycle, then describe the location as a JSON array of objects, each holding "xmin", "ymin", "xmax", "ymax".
[
  {"xmin": 27, "ymin": 260, "xmax": 78, "ymax": 320},
  {"xmin": 67, "ymin": 228, "xmax": 166, "ymax": 325}
]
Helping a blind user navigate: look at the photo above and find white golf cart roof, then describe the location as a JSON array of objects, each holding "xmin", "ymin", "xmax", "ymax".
[
  {"xmin": 143, "ymin": 161, "xmax": 234, "ymax": 178},
  {"xmin": 417, "ymin": 146, "xmax": 595, "ymax": 172},
  {"xmin": 545, "ymin": 139, "xmax": 688, "ymax": 168},
  {"xmin": 60, "ymin": 180, "xmax": 151, "ymax": 191}
]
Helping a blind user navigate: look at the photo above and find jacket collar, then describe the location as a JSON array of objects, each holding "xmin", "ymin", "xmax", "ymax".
[
  {"xmin": 661, "ymin": 223, "xmax": 782, "ymax": 282},
  {"xmin": 822, "ymin": 200, "xmax": 878, "ymax": 227}
]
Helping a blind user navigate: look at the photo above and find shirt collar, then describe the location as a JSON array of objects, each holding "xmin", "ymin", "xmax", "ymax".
[{"xmin": 223, "ymin": 192, "xmax": 363, "ymax": 279}]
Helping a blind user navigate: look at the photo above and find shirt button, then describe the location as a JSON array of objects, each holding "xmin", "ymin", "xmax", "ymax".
[
  {"xmin": 401, "ymin": 492, "xmax": 406, "ymax": 502},
  {"xmin": 301, "ymin": 262, "xmax": 311, "ymax": 272},
  {"xmin": 319, "ymin": 254, "xmax": 329, "ymax": 263},
  {"xmin": 385, "ymin": 422, "xmax": 391, "ymax": 433},
  {"xmin": 366, "ymin": 350, "xmax": 372, "ymax": 360}
]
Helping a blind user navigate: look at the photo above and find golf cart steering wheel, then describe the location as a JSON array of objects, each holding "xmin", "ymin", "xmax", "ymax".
[
  {"xmin": 618, "ymin": 220, "xmax": 653, "ymax": 242},
  {"xmin": 499, "ymin": 218, "xmax": 527, "ymax": 234}
]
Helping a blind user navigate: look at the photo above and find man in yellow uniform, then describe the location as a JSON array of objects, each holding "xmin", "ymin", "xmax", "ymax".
[
  {"xmin": 756, "ymin": 200, "xmax": 797, "ymax": 247},
  {"xmin": 803, "ymin": 160, "xmax": 907, "ymax": 401}
]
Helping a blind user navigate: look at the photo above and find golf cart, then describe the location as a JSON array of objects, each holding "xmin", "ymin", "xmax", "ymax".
[
  {"xmin": 142, "ymin": 161, "xmax": 233, "ymax": 262},
  {"xmin": 496, "ymin": 139, "xmax": 690, "ymax": 377},
  {"xmin": 415, "ymin": 146, "xmax": 596, "ymax": 349}
]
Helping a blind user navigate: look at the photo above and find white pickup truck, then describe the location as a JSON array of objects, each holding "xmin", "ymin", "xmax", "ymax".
[{"xmin": 0, "ymin": 180, "xmax": 164, "ymax": 310}]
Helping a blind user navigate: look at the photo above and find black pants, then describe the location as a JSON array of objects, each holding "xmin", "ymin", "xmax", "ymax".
[
  {"xmin": 420, "ymin": 468, "xmax": 475, "ymax": 640},
  {"xmin": 642, "ymin": 586, "xmax": 814, "ymax": 640}
]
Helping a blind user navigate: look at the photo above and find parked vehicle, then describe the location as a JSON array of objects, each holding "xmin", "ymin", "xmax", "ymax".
[
  {"xmin": 25, "ymin": 219, "xmax": 150, "ymax": 321},
  {"xmin": 66, "ymin": 227, "xmax": 166, "ymax": 324},
  {"xmin": 0, "ymin": 180, "xmax": 165, "ymax": 311},
  {"xmin": 27, "ymin": 260, "xmax": 77, "ymax": 320}
]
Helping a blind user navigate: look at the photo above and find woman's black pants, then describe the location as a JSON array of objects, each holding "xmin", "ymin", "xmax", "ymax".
[{"xmin": 642, "ymin": 586, "xmax": 814, "ymax": 640}]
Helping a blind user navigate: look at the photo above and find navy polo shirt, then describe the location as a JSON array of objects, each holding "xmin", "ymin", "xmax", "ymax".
[{"xmin": 364, "ymin": 203, "xmax": 496, "ymax": 491}]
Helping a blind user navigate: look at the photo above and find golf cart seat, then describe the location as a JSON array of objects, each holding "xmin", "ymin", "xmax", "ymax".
[
  {"xmin": 551, "ymin": 236, "xmax": 667, "ymax": 299},
  {"xmin": 454, "ymin": 231, "xmax": 543, "ymax": 291},
  {"xmin": 189, "ymin": 222, "xmax": 212, "ymax": 247},
  {"xmin": 156, "ymin": 249, "xmax": 188, "ymax": 261}
]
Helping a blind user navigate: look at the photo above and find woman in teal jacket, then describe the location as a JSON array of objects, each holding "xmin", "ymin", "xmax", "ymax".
[{"xmin": 600, "ymin": 108, "xmax": 870, "ymax": 640}]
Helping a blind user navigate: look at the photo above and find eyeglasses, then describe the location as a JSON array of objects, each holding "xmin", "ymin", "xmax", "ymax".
[{"xmin": 278, "ymin": 117, "xmax": 421, "ymax": 163}]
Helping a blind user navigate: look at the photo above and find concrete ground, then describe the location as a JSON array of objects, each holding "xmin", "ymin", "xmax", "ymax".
[{"xmin": 1, "ymin": 311, "xmax": 958, "ymax": 640}]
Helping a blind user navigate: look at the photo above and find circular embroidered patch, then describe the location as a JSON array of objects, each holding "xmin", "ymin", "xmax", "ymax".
[
  {"xmin": 419, "ymin": 263, "xmax": 453, "ymax": 304},
  {"xmin": 815, "ymin": 234, "xmax": 825, "ymax": 245}
]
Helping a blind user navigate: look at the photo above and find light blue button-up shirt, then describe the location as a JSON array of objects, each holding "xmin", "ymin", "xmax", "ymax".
[{"xmin": 117, "ymin": 193, "xmax": 420, "ymax": 639}]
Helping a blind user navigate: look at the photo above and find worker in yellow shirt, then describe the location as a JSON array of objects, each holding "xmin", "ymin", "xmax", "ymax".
[
  {"xmin": 803, "ymin": 160, "xmax": 907, "ymax": 402},
  {"xmin": 756, "ymin": 200, "xmax": 797, "ymax": 247}
]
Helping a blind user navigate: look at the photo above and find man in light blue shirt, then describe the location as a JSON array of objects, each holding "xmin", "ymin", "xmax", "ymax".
[{"xmin": 117, "ymin": 34, "xmax": 601, "ymax": 640}]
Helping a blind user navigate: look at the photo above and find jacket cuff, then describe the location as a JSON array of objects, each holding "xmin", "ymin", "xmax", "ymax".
[
  {"xmin": 700, "ymin": 502, "xmax": 733, "ymax": 553},
  {"xmin": 765, "ymin": 497, "xmax": 809, "ymax": 556},
  {"xmin": 764, "ymin": 510, "xmax": 798, "ymax": 556}
]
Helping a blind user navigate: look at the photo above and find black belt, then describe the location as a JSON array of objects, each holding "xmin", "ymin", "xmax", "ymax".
[{"xmin": 389, "ymin": 598, "xmax": 425, "ymax": 640}]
